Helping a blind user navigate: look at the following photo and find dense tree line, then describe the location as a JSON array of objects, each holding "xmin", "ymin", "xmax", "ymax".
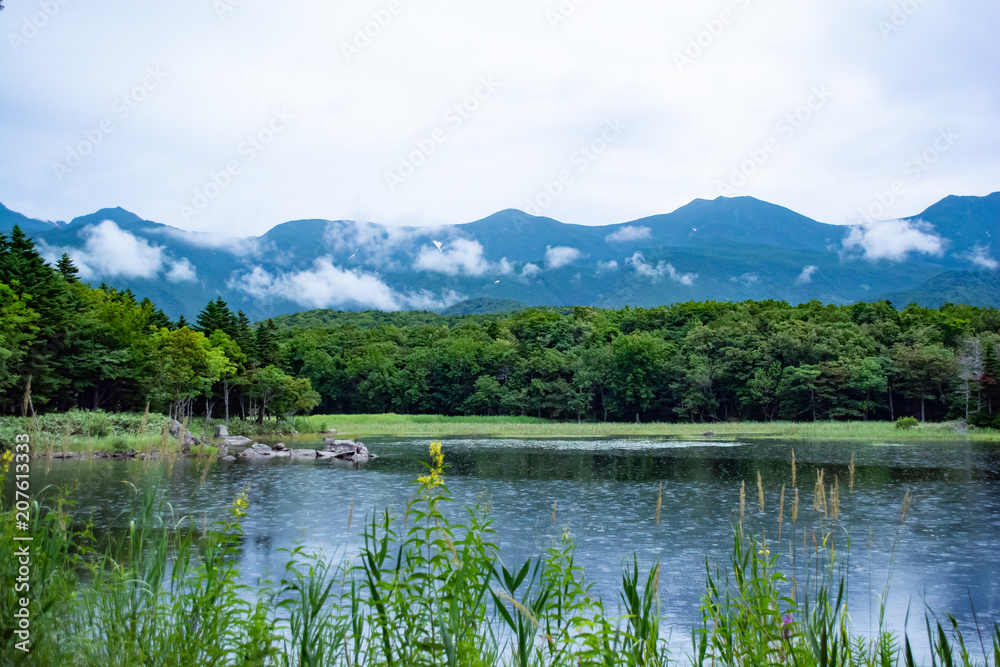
[
  {"xmin": 280, "ymin": 299, "xmax": 1000, "ymax": 424},
  {"xmin": 0, "ymin": 226, "xmax": 318, "ymax": 421},
  {"xmin": 3, "ymin": 224, "xmax": 1000, "ymax": 424}
]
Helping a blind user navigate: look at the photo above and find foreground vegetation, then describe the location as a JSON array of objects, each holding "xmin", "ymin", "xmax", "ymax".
[{"xmin": 2, "ymin": 444, "xmax": 998, "ymax": 665}]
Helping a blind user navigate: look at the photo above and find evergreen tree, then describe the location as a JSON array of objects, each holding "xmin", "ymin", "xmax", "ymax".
[
  {"xmin": 175, "ymin": 314, "xmax": 189, "ymax": 330},
  {"xmin": 196, "ymin": 296, "xmax": 236, "ymax": 337},
  {"xmin": 0, "ymin": 226, "xmax": 72, "ymax": 408},
  {"xmin": 254, "ymin": 319, "xmax": 280, "ymax": 367},
  {"xmin": 140, "ymin": 298, "xmax": 172, "ymax": 330},
  {"xmin": 233, "ymin": 310, "xmax": 254, "ymax": 358},
  {"xmin": 56, "ymin": 253, "xmax": 80, "ymax": 282}
]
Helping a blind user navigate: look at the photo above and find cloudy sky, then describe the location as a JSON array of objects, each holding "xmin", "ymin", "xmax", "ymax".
[{"xmin": 1, "ymin": 0, "xmax": 997, "ymax": 237}]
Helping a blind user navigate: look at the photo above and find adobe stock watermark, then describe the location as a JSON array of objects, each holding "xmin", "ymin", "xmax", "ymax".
[
  {"xmin": 8, "ymin": 0, "xmax": 72, "ymax": 54},
  {"xmin": 717, "ymin": 85, "xmax": 833, "ymax": 196},
  {"xmin": 340, "ymin": 0, "xmax": 414, "ymax": 64},
  {"xmin": 8, "ymin": 433, "xmax": 34, "ymax": 653},
  {"xmin": 524, "ymin": 117, "xmax": 627, "ymax": 216},
  {"xmin": 179, "ymin": 108, "xmax": 295, "ymax": 223},
  {"xmin": 51, "ymin": 66, "xmax": 168, "ymax": 182},
  {"xmin": 384, "ymin": 75, "xmax": 500, "ymax": 192},
  {"xmin": 214, "ymin": 0, "xmax": 246, "ymax": 20},
  {"xmin": 546, "ymin": 0, "xmax": 586, "ymax": 30},
  {"xmin": 878, "ymin": 0, "xmax": 929, "ymax": 39},
  {"xmin": 673, "ymin": 0, "xmax": 753, "ymax": 72},
  {"xmin": 852, "ymin": 126, "xmax": 959, "ymax": 224}
]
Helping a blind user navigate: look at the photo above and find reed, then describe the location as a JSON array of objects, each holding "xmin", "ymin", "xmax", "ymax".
[
  {"xmin": 849, "ymin": 452, "xmax": 856, "ymax": 493},
  {"xmin": 739, "ymin": 480, "xmax": 746, "ymax": 538},
  {"xmin": 793, "ymin": 487, "xmax": 799, "ymax": 524},
  {"xmin": 656, "ymin": 481, "xmax": 663, "ymax": 526},
  {"xmin": 778, "ymin": 483, "xmax": 785, "ymax": 540},
  {"xmin": 792, "ymin": 449, "xmax": 797, "ymax": 488},
  {"xmin": 831, "ymin": 475, "xmax": 840, "ymax": 521},
  {"xmin": 757, "ymin": 470, "xmax": 765, "ymax": 512}
]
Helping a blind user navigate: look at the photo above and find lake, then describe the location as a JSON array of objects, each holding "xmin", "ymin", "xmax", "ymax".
[{"xmin": 30, "ymin": 436, "xmax": 1000, "ymax": 660}]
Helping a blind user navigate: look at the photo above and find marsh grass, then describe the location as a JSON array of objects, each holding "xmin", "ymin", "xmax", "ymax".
[
  {"xmin": 287, "ymin": 415, "xmax": 1000, "ymax": 441},
  {"xmin": 1, "ymin": 445, "xmax": 997, "ymax": 665}
]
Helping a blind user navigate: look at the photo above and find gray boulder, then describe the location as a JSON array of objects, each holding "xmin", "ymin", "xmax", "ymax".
[
  {"xmin": 213, "ymin": 424, "xmax": 229, "ymax": 439},
  {"xmin": 322, "ymin": 439, "xmax": 376, "ymax": 464},
  {"xmin": 251, "ymin": 443, "xmax": 275, "ymax": 455},
  {"xmin": 290, "ymin": 449, "xmax": 318, "ymax": 460},
  {"xmin": 168, "ymin": 419, "xmax": 202, "ymax": 449}
]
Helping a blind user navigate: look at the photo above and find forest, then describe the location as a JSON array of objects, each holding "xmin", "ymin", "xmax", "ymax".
[{"xmin": 2, "ymin": 223, "xmax": 1000, "ymax": 425}]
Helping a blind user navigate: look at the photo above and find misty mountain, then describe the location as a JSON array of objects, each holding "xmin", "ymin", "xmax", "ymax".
[{"xmin": 1, "ymin": 193, "xmax": 997, "ymax": 320}]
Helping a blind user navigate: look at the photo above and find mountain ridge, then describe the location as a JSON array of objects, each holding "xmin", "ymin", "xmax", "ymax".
[{"xmin": 2, "ymin": 192, "xmax": 997, "ymax": 319}]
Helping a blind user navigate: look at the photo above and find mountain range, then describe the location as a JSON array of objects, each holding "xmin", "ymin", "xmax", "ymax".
[{"xmin": 1, "ymin": 193, "xmax": 998, "ymax": 320}]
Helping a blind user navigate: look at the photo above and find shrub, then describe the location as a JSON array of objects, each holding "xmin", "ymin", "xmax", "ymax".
[{"xmin": 895, "ymin": 416, "xmax": 919, "ymax": 430}]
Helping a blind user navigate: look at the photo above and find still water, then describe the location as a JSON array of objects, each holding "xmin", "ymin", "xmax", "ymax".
[{"xmin": 31, "ymin": 436, "xmax": 1000, "ymax": 657}]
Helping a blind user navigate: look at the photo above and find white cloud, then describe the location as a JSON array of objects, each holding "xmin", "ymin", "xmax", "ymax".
[
  {"xmin": 605, "ymin": 226, "xmax": 652, "ymax": 243},
  {"xmin": 796, "ymin": 265, "xmax": 819, "ymax": 284},
  {"xmin": 730, "ymin": 273, "xmax": 758, "ymax": 287},
  {"xmin": 519, "ymin": 263, "xmax": 542, "ymax": 281},
  {"xmin": 404, "ymin": 289, "xmax": 465, "ymax": 311},
  {"xmin": 59, "ymin": 220, "xmax": 165, "ymax": 279},
  {"xmin": 596, "ymin": 260, "xmax": 619, "ymax": 274},
  {"xmin": 962, "ymin": 245, "xmax": 999, "ymax": 270},
  {"xmin": 545, "ymin": 245, "xmax": 582, "ymax": 269},
  {"xmin": 625, "ymin": 252, "xmax": 697, "ymax": 285},
  {"xmin": 165, "ymin": 257, "xmax": 197, "ymax": 283},
  {"xmin": 325, "ymin": 220, "xmax": 443, "ymax": 267},
  {"xmin": 413, "ymin": 238, "xmax": 511, "ymax": 276},
  {"xmin": 228, "ymin": 258, "xmax": 402, "ymax": 310},
  {"xmin": 842, "ymin": 218, "xmax": 945, "ymax": 261},
  {"xmin": 228, "ymin": 258, "xmax": 463, "ymax": 311},
  {"xmin": 149, "ymin": 227, "xmax": 261, "ymax": 257}
]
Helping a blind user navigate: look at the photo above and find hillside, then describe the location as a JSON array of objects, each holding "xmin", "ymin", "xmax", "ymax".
[{"xmin": 2, "ymin": 192, "xmax": 998, "ymax": 318}]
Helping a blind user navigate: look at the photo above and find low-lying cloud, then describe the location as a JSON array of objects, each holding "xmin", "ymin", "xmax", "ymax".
[
  {"xmin": 796, "ymin": 265, "xmax": 819, "ymax": 285},
  {"xmin": 605, "ymin": 226, "xmax": 652, "ymax": 243},
  {"xmin": 626, "ymin": 252, "xmax": 697, "ymax": 285},
  {"xmin": 227, "ymin": 257, "xmax": 463, "ymax": 311},
  {"xmin": 413, "ymin": 238, "xmax": 512, "ymax": 277},
  {"xmin": 150, "ymin": 226, "xmax": 261, "ymax": 257},
  {"xmin": 41, "ymin": 220, "xmax": 197, "ymax": 283},
  {"xmin": 962, "ymin": 245, "xmax": 999, "ymax": 270},
  {"xmin": 842, "ymin": 218, "xmax": 944, "ymax": 261},
  {"xmin": 165, "ymin": 258, "xmax": 198, "ymax": 283},
  {"xmin": 545, "ymin": 245, "xmax": 582, "ymax": 269}
]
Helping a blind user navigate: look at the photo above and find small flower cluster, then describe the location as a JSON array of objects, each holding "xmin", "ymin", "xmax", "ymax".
[
  {"xmin": 417, "ymin": 441, "xmax": 445, "ymax": 488},
  {"xmin": 231, "ymin": 489, "xmax": 250, "ymax": 518}
]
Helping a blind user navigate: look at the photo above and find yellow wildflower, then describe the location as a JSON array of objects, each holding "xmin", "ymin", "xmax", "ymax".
[
  {"xmin": 417, "ymin": 441, "xmax": 445, "ymax": 488},
  {"xmin": 231, "ymin": 489, "xmax": 250, "ymax": 518}
]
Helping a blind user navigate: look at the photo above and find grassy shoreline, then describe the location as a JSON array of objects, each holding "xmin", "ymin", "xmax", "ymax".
[{"xmin": 294, "ymin": 414, "xmax": 1000, "ymax": 442}]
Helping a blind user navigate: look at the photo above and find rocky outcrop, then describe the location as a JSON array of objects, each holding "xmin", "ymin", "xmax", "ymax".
[
  {"xmin": 214, "ymin": 424, "xmax": 229, "ymax": 439},
  {"xmin": 230, "ymin": 439, "xmax": 376, "ymax": 464},
  {"xmin": 322, "ymin": 439, "xmax": 376, "ymax": 464},
  {"xmin": 168, "ymin": 419, "xmax": 202, "ymax": 450}
]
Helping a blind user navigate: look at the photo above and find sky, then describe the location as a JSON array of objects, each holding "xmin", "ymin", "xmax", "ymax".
[{"xmin": 0, "ymin": 0, "xmax": 998, "ymax": 238}]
